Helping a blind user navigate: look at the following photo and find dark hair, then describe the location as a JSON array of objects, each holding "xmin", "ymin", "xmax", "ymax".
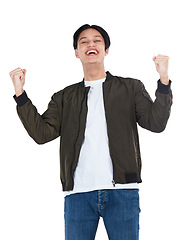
[{"xmin": 73, "ymin": 24, "xmax": 111, "ymax": 50}]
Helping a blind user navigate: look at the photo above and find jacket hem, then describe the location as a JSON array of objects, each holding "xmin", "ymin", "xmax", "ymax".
[
  {"xmin": 125, "ymin": 172, "xmax": 142, "ymax": 184},
  {"xmin": 62, "ymin": 172, "xmax": 142, "ymax": 191}
]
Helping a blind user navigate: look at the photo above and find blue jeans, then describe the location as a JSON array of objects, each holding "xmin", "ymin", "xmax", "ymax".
[{"xmin": 64, "ymin": 189, "xmax": 140, "ymax": 240}]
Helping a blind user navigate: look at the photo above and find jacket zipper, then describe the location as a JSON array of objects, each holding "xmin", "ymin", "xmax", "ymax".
[
  {"xmin": 71, "ymin": 87, "xmax": 90, "ymax": 179},
  {"xmin": 103, "ymin": 82, "xmax": 116, "ymax": 188}
]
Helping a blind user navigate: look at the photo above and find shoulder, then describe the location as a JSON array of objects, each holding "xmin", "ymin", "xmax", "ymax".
[
  {"xmin": 115, "ymin": 74, "xmax": 141, "ymax": 83},
  {"xmin": 112, "ymin": 74, "xmax": 143, "ymax": 90},
  {"xmin": 51, "ymin": 81, "xmax": 83, "ymax": 101}
]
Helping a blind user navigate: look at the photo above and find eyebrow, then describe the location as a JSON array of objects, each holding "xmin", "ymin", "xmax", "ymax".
[{"xmin": 79, "ymin": 35, "xmax": 102, "ymax": 42}]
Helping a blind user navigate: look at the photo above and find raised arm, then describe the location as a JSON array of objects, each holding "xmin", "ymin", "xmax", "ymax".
[
  {"xmin": 135, "ymin": 55, "xmax": 172, "ymax": 132},
  {"xmin": 10, "ymin": 67, "xmax": 62, "ymax": 144}
]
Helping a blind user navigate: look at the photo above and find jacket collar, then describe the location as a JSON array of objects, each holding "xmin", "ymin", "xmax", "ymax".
[{"xmin": 79, "ymin": 71, "xmax": 113, "ymax": 87}]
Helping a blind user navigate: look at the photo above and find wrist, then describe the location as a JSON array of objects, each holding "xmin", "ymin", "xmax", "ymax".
[
  {"xmin": 15, "ymin": 89, "xmax": 24, "ymax": 97},
  {"xmin": 160, "ymin": 75, "xmax": 169, "ymax": 85},
  {"xmin": 13, "ymin": 90, "xmax": 29, "ymax": 107}
]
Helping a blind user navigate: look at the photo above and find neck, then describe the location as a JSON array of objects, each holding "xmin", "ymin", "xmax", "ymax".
[{"xmin": 82, "ymin": 63, "xmax": 106, "ymax": 81}]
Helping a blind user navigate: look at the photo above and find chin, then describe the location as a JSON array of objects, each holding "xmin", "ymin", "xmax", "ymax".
[{"xmin": 87, "ymin": 58, "xmax": 103, "ymax": 64}]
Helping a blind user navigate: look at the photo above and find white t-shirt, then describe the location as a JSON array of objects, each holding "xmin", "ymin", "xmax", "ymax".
[{"xmin": 64, "ymin": 78, "xmax": 138, "ymax": 196}]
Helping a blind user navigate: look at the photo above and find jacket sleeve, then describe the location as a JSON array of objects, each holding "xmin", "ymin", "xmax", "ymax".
[
  {"xmin": 13, "ymin": 91, "xmax": 62, "ymax": 144},
  {"xmin": 134, "ymin": 79, "xmax": 173, "ymax": 133}
]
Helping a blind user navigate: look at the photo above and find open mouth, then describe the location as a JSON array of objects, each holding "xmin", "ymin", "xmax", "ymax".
[{"xmin": 85, "ymin": 49, "xmax": 99, "ymax": 55}]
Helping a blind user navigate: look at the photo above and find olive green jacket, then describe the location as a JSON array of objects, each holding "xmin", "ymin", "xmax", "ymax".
[{"xmin": 14, "ymin": 72, "xmax": 172, "ymax": 191}]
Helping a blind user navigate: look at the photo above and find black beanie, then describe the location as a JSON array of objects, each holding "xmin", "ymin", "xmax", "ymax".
[{"xmin": 73, "ymin": 24, "xmax": 111, "ymax": 50}]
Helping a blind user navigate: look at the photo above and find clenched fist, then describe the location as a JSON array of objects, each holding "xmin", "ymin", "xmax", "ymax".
[
  {"xmin": 9, "ymin": 67, "xmax": 26, "ymax": 97},
  {"xmin": 153, "ymin": 54, "xmax": 169, "ymax": 85}
]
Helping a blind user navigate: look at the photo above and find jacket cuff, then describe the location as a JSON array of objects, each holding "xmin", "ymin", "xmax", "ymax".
[
  {"xmin": 13, "ymin": 91, "xmax": 29, "ymax": 107},
  {"xmin": 157, "ymin": 79, "xmax": 171, "ymax": 94}
]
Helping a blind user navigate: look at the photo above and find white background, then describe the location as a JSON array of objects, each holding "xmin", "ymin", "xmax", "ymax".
[{"xmin": 0, "ymin": 0, "xmax": 180, "ymax": 239}]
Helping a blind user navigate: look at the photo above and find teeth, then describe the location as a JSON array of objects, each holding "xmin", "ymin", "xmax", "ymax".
[{"xmin": 86, "ymin": 50, "xmax": 98, "ymax": 55}]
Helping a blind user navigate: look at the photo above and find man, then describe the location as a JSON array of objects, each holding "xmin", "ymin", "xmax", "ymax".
[{"xmin": 10, "ymin": 24, "xmax": 172, "ymax": 240}]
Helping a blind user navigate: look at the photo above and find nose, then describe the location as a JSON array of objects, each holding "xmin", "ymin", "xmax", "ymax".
[{"xmin": 88, "ymin": 40, "xmax": 96, "ymax": 47}]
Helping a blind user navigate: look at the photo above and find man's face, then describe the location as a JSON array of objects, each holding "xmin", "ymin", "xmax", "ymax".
[{"xmin": 75, "ymin": 28, "xmax": 109, "ymax": 65}]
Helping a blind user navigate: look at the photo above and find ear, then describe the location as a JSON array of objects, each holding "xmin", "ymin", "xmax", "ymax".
[
  {"xmin": 75, "ymin": 49, "xmax": 80, "ymax": 59},
  {"xmin": 105, "ymin": 48, "xmax": 109, "ymax": 56}
]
